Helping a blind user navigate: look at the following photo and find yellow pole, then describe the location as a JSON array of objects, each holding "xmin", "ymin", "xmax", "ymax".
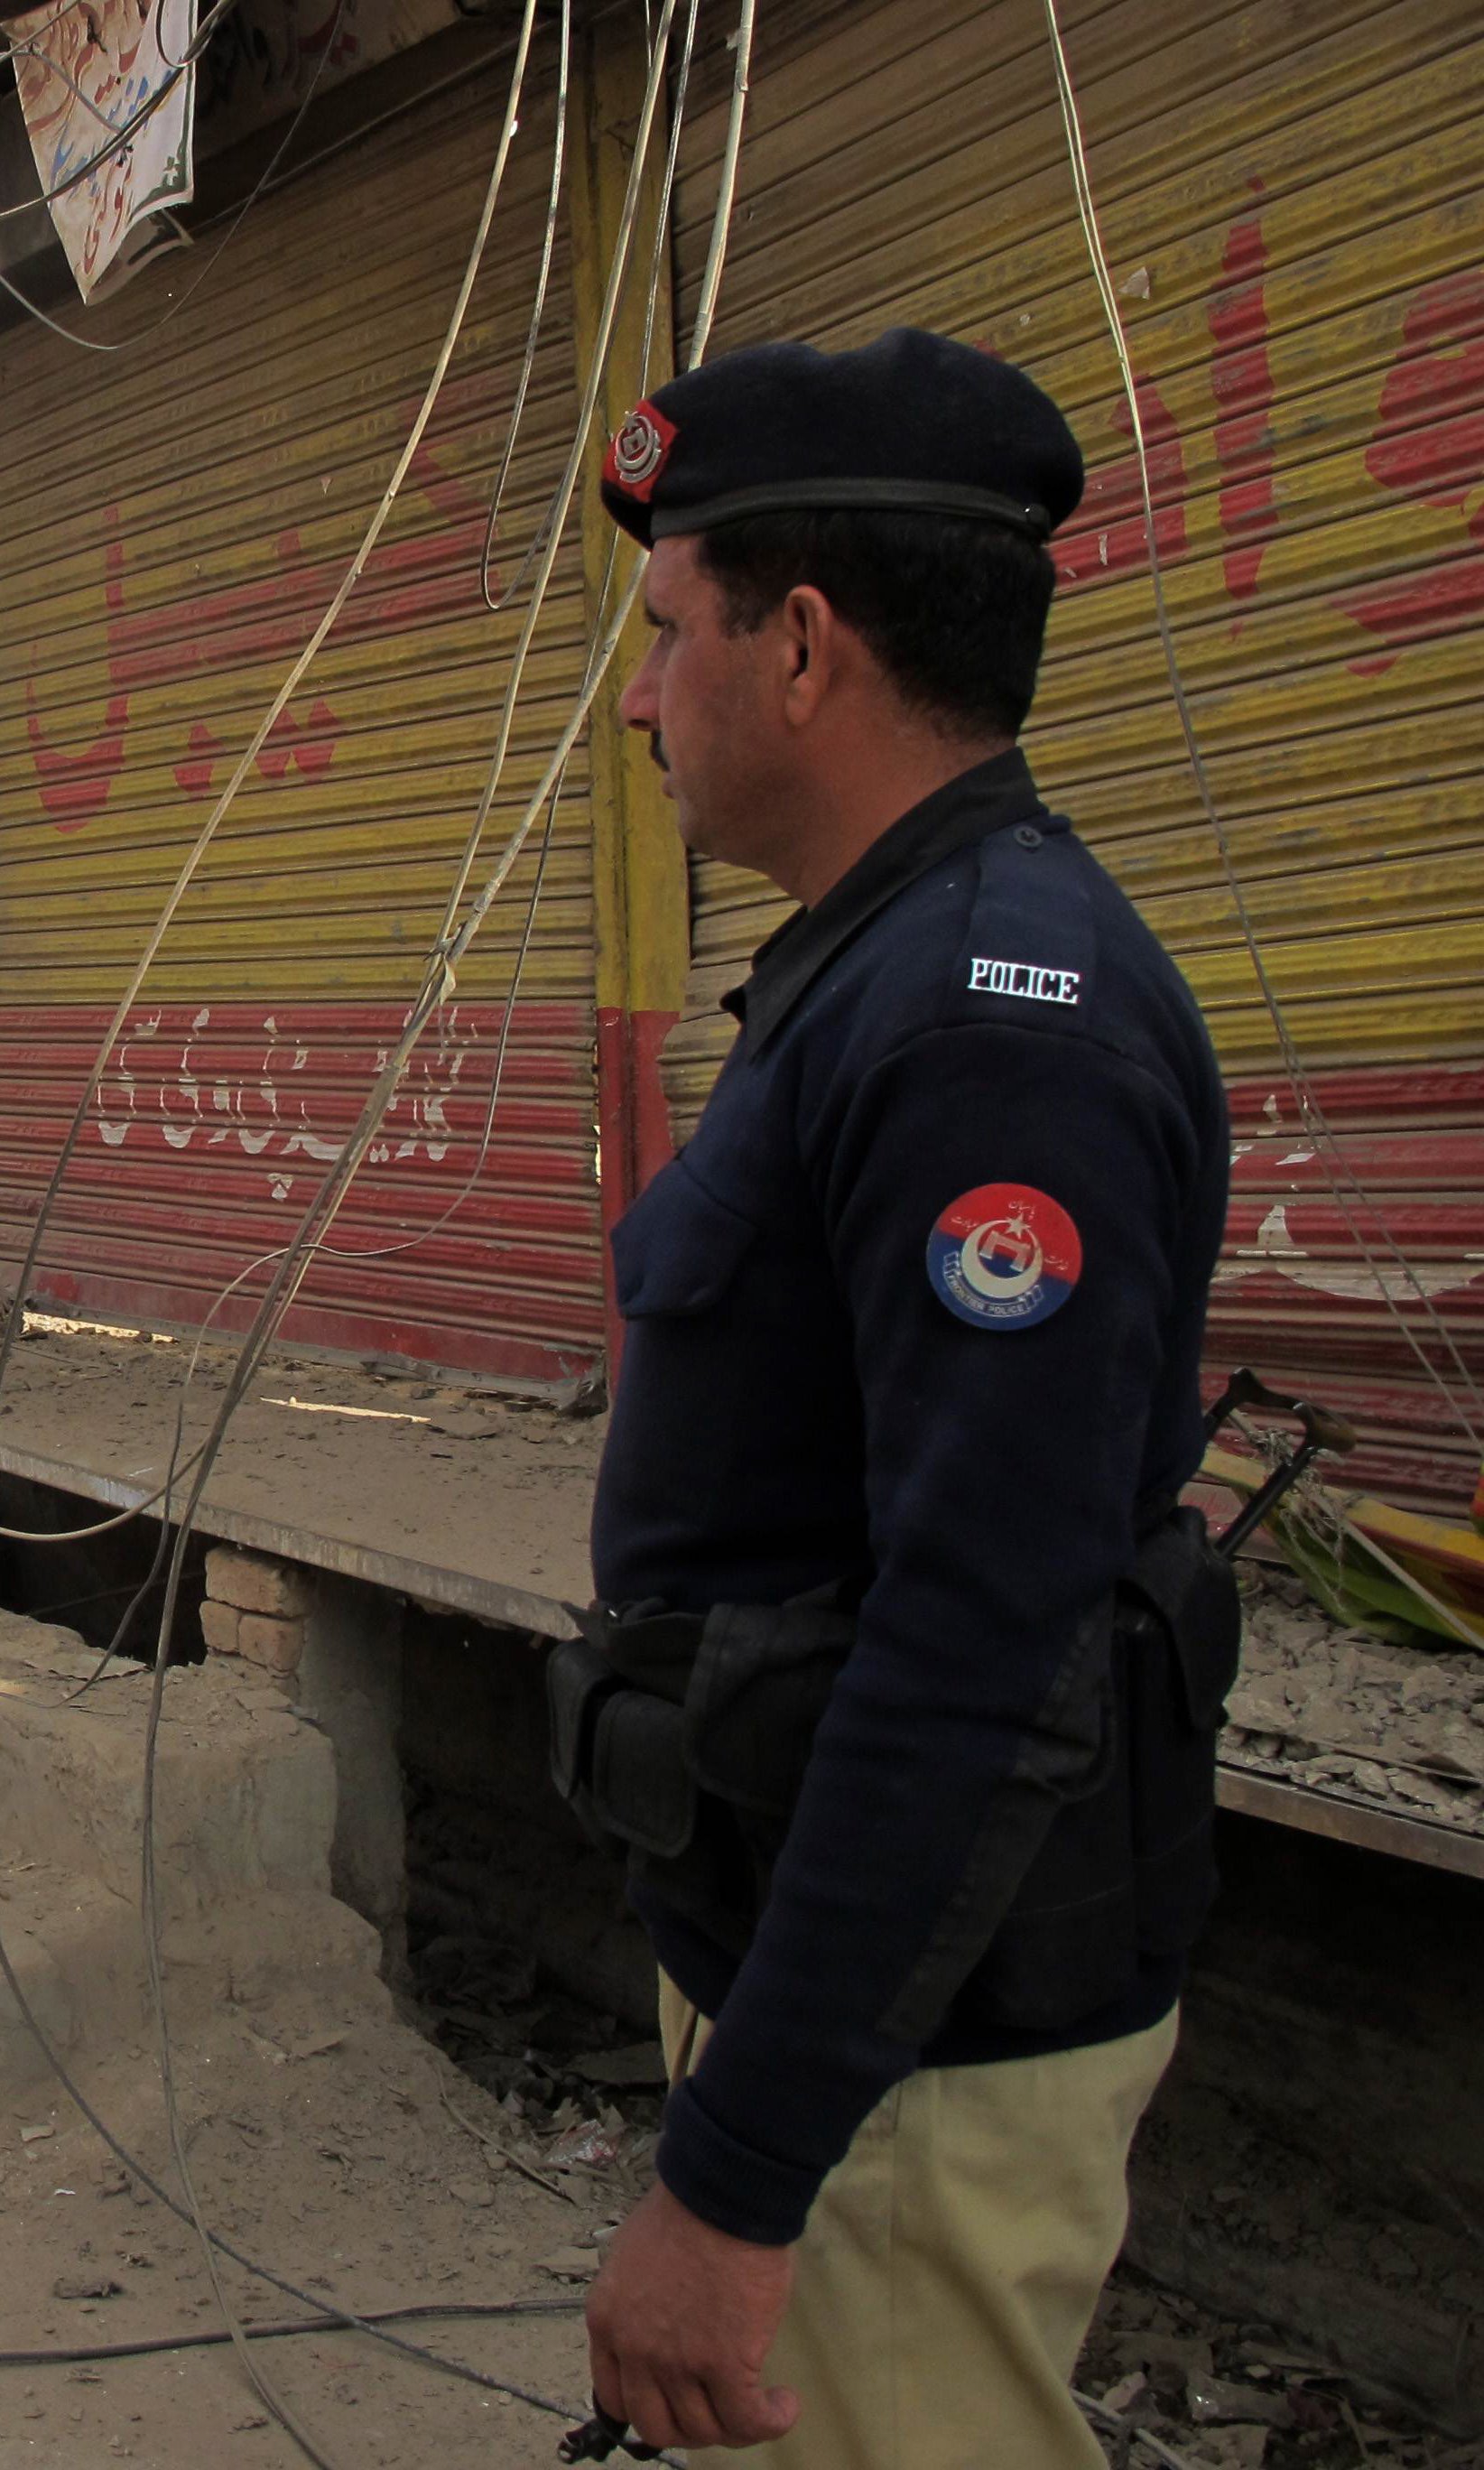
[{"xmin": 568, "ymin": 9, "xmax": 691, "ymax": 1379}]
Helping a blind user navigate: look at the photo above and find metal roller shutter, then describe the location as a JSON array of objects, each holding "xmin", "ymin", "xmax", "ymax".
[
  {"xmin": 667, "ymin": 0, "xmax": 1484, "ymax": 1512},
  {"xmin": 0, "ymin": 51, "xmax": 604, "ymax": 1388}
]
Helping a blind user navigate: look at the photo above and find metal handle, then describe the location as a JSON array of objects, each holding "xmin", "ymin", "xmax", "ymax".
[
  {"xmin": 1204, "ymin": 1366, "xmax": 1358, "ymax": 1458},
  {"xmin": 1204, "ymin": 1366, "xmax": 1359, "ymax": 1560},
  {"xmin": 559, "ymin": 2400, "xmax": 661, "ymax": 2463}
]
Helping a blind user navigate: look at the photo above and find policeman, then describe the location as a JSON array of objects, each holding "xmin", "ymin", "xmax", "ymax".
[{"xmin": 554, "ymin": 328, "xmax": 1238, "ymax": 2468}]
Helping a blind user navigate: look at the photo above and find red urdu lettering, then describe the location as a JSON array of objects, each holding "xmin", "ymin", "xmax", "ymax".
[
  {"xmin": 25, "ymin": 505, "xmax": 131, "ymax": 833},
  {"xmin": 1053, "ymin": 378, "xmax": 1188, "ymax": 589},
  {"xmin": 1208, "ymin": 184, "xmax": 1276, "ymax": 603},
  {"xmin": 1333, "ymin": 270, "xmax": 1484, "ymax": 670}
]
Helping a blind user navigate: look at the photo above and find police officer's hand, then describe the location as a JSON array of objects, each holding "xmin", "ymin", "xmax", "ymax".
[{"xmin": 586, "ymin": 2180, "xmax": 800, "ymax": 2452}]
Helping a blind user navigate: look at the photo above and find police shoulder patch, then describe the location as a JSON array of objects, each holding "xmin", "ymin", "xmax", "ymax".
[{"xmin": 926, "ymin": 1183, "xmax": 1082, "ymax": 1330}]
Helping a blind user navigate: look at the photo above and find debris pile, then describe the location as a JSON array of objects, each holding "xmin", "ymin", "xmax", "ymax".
[
  {"xmin": 413, "ymin": 1923, "xmax": 664, "ymax": 2216},
  {"xmin": 1223, "ymin": 1569, "xmax": 1484, "ymax": 1838},
  {"xmin": 1079, "ymin": 2270, "xmax": 1444, "ymax": 2470}
]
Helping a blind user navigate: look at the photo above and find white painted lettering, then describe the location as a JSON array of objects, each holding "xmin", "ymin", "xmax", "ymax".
[{"xmin": 967, "ymin": 958, "xmax": 1081, "ymax": 1007}]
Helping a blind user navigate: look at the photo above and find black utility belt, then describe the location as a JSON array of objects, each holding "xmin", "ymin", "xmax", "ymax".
[
  {"xmin": 548, "ymin": 1514, "xmax": 1242, "ymax": 2028},
  {"xmin": 547, "ymin": 1509, "xmax": 1238, "ymax": 1876}
]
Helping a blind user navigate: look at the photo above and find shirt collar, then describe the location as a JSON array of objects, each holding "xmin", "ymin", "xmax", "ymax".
[{"xmin": 723, "ymin": 747, "xmax": 1056, "ymax": 1049}]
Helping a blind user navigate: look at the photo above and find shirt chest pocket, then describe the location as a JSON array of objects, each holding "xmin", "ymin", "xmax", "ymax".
[{"xmin": 610, "ymin": 1159, "xmax": 760, "ymax": 1319}]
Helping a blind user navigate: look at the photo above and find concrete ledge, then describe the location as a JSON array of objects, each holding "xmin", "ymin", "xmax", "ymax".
[
  {"xmin": 0, "ymin": 1435, "xmax": 579, "ymax": 1639},
  {"xmin": 1218, "ymin": 1762, "xmax": 1484, "ymax": 1881}
]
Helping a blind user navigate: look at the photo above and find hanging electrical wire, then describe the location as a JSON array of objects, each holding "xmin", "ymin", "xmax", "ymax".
[
  {"xmin": 0, "ymin": 0, "xmax": 520, "ymax": 1555},
  {"xmin": 0, "ymin": 0, "xmax": 611, "ymax": 1556},
  {"xmin": 479, "ymin": 0, "xmax": 570, "ymax": 610},
  {"xmin": 0, "ymin": 0, "xmax": 544, "ymax": 1411},
  {"xmin": 107, "ymin": 15, "xmax": 754, "ymax": 2463},
  {"xmin": 386, "ymin": 0, "xmax": 717, "ymax": 1231},
  {"xmin": 480, "ymin": 0, "xmax": 700, "ymax": 621},
  {"xmin": 294, "ymin": 0, "xmax": 751, "ymax": 1313},
  {"xmin": 116, "ymin": 4, "xmax": 689, "ymax": 1383},
  {"xmin": 245, "ymin": 0, "xmax": 747, "ymax": 1311},
  {"xmin": 70, "ymin": 0, "xmax": 694, "ymax": 1351},
  {"xmin": 0, "ymin": 0, "xmax": 636, "ymax": 1551},
  {"xmin": 78, "ymin": 19, "xmax": 691, "ymax": 1571},
  {"xmin": 0, "ymin": 11, "xmax": 748, "ymax": 2450},
  {"xmin": 0, "ymin": 0, "xmax": 90, "ymax": 61},
  {"xmin": 1039, "ymin": 0, "xmax": 1484, "ymax": 1456},
  {"xmin": 433, "ymin": 0, "xmax": 683, "ymax": 948},
  {"xmin": 122, "ymin": 0, "xmax": 756, "ymax": 1690},
  {"xmin": 396, "ymin": 0, "xmax": 702, "ymax": 1265}
]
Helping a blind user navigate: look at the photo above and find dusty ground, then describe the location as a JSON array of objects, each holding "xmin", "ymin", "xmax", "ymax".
[
  {"xmin": 0, "ymin": 1959, "xmax": 1462, "ymax": 2470},
  {"xmin": 0, "ymin": 1954, "xmax": 615, "ymax": 2469},
  {"xmin": 0, "ymin": 1618, "xmax": 606, "ymax": 2469},
  {"xmin": 1225, "ymin": 1567, "xmax": 1484, "ymax": 1839},
  {"xmin": 0, "ymin": 1315, "xmax": 602, "ymax": 1615},
  {"xmin": 0, "ymin": 1617, "xmax": 1470, "ymax": 2470},
  {"xmin": 0, "ymin": 1329, "xmax": 1479, "ymax": 2463}
]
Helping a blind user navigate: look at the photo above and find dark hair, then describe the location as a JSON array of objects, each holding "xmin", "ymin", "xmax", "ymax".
[{"xmin": 697, "ymin": 508, "xmax": 1058, "ymax": 738}]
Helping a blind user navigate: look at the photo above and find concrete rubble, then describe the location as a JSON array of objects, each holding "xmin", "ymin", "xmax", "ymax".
[{"xmin": 1225, "ymin": 1569, "xmax": 1484, "ymax": 1838}]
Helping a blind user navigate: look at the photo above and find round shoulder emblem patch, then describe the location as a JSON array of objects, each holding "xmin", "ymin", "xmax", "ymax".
[{"xmin": 926, "ymin": 1183, "xmax": 1083, "ymax": 1330}]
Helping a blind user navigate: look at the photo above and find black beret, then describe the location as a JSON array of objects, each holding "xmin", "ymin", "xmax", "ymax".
[{"xmin": 600, "ymin": 327, "xmax": 1084, "ymax": 550}]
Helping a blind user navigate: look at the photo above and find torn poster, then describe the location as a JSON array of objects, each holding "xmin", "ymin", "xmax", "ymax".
[{"xmin": 5, "ymin": 0, "xmax": 198, "ymax": 300}]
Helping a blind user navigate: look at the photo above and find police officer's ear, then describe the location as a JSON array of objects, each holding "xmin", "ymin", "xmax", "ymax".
[{"xmin": 778, "ymin": 584, "xmax": 837, "ymax": 728}]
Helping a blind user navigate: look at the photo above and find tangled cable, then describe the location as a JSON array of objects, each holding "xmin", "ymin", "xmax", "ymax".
[
  {"xmin": 0, "ymin": 5, "xmax": 756, "ymax": 2462},
  {"xmin": 0, "ymin": 0, "xmax": 543, "ymax": 1415}
]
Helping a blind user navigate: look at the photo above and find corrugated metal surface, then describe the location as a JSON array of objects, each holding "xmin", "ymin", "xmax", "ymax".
[
  {"xmin": 0, "ymin": 998, "xmax": 601, "ymax": 1378},
  {"xmin": 0, "ymin": 50, "xmax": 604, "ymax": 1386},
  {"xmin": 665, "ymin": 0, "xmax": 1484, "ymax": 1512}
]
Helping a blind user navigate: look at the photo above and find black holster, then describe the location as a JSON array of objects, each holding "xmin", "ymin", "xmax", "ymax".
[
  {"xmin": 968, "ymin": 1506, "xmax": 1242, "ymax": 2028},
  {"xmin": 547, "ymin": 1586, "xmax": 856, "ymax": 1957}
]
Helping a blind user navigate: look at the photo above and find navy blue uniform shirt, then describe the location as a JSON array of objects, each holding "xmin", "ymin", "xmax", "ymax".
[{"xmin": 591, "ymin": 748, "xmax": 1230, "ymax": 2244}]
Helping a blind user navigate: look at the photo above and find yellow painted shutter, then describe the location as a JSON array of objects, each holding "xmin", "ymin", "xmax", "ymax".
[
  {"xmin": 0, "ymin": 53, "xmax": 603, "ymax": 1388},
  {"xmin": 667, "ymin": 0, "xmax": 1484, "ymax": 1511}
]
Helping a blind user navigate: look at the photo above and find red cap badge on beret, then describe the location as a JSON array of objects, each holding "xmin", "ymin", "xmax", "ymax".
[{"xmin": 603, "ymin": 400, "xmax": 678, "ymax": 504}]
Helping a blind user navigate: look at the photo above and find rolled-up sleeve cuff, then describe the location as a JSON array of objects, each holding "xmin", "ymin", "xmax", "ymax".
[{"xmin": 655, "ymin": 2078, "xmax": 821, "ymax": 2246}]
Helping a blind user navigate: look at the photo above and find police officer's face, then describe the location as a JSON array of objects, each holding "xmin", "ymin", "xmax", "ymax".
[{"xmin": 621, "ymin": 537, "xmax": 792, "ymax": 869}]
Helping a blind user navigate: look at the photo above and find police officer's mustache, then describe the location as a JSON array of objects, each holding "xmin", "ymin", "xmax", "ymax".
[{"xmin": 649, "ymin": 732, "xmax": 670, "ymax": 774}]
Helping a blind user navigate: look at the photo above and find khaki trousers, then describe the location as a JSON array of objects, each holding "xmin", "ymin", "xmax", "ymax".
[{"xmin": 658, "ymin": 1974, "xmax": 1176, "ymax": 2470}]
